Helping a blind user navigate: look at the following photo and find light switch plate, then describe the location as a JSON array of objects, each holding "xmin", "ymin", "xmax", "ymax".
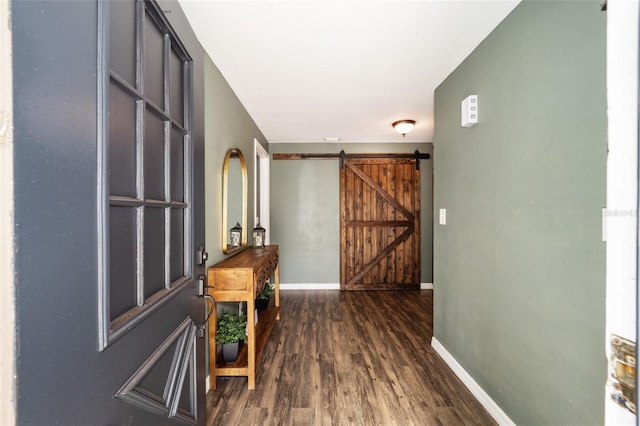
[{"xmin": 439, "ymin": 208, "xmax": 447, "ymax": 225}]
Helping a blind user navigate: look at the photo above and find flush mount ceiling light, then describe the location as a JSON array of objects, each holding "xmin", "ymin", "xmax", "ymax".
[{"xmin": 392, "ymin": 120, "xmax": 416, "ymax": 137}]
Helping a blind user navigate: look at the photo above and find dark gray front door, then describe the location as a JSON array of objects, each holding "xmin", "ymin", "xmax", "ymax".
[{"xmin": 12, "ymin": 0, "xmax": 207, "ymax": 424}]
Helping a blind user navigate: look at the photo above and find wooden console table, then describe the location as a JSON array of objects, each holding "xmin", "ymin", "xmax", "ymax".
[{"xmin": 207, "ymin": 245, "xmax": 280, "ymax": 390}]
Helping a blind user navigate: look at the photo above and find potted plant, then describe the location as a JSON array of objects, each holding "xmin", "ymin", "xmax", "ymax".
[
  {"xmin": 216, "ymin": 311, "xmax": 247, "ymax": 363},
  {"xmin": 255, "ymin": 282, "xmax": 273, "ymax": 311}
]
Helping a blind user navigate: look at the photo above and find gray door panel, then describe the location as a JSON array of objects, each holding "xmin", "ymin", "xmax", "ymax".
[{"xmin": 12, "ymin": 0, "xmax": 206, "ymax": 424}]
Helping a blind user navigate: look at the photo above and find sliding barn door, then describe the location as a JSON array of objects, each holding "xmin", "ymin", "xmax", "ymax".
[{"xmin": 340, "ymin": 158, "xmax": 420, "ymax": 290}]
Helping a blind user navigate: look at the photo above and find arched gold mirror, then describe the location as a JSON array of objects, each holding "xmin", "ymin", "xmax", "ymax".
[{"xmin": 222, "ymin": 148, "xmax": 248, "ymax": 254}]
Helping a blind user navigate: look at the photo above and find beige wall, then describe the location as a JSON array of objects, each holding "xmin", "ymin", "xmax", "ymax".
[{"xmin": 0, "ymin": 0, "xmax": 15, "ymax": 424}]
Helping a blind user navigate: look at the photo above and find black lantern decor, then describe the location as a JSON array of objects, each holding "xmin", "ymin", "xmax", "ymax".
[
  {"xmin": 229, "ymin": 222, "xmax": 242, "ymax": 247},
  {"xmin": 252, "ymin": 224, "xmax": 266, "ymax": 248}
]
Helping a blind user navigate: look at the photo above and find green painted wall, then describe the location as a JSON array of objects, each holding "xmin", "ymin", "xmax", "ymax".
[
  {"xmin": 204, "ymin": 56, "xmax": 268, "ymax": 268},
  {"xmin": 270, "ymin": 142, "xmax": 433, "ymax": 285},
  {"xmin": 432, "ymin": 2, "xmax": 606, "ymax": 425},
  {"xmin": 203, "ymin": 55, "xmax": 270, "ymax": 373}
]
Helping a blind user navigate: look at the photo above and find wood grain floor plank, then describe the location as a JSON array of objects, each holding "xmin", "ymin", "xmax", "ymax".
[{"xmin": 206, "ymin": 290, "xmax": 497, "ymax": 426}]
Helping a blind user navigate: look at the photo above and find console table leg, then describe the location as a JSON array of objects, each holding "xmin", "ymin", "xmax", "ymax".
[
  {"xmin": 209, "ymin": 301, "xmax": 218, "ymax": 390},
  {"xmin": 275, "ymin": 263, "xmax": 280, "ymax": 320},
  {"xmin": 247, "ymin": 298, "xmax": 256, "ymax": 390}
]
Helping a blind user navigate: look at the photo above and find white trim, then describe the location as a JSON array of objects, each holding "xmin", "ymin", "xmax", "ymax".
[
  {"xmin": 421, "ymin": 282, "xmax": 433, "ymax": 290},
  {"xmin": 254, "ymin": 139, "xmax": 271, "ymax": 244},
  {"xmin": 205, "ymin": 375, "xmax": 210, "ymax": 393},
  {"xmin": 280, "ymin": 283, "xmax": 341, "ymax": 290},
  {"xmin": 0, "ymin": 0, "xmax": 15, "ymax": 423},
  {"xmin": 605, "ymin": 2, "xmax": 639, "ymax": 424},
  {"xmin": 431, "ymin": 337, "xmax": 515, "ymax": 426}
]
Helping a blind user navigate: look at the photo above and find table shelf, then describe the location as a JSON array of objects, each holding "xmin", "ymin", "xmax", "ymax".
[{"xmin": 207, "ymin": 246, "xmax": 280, "ymax": 390}]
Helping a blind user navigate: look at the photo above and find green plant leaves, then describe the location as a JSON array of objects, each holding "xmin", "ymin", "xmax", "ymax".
[{"xmin": 215, "ymin": 311, "xmax": 247, "ymax": 344}]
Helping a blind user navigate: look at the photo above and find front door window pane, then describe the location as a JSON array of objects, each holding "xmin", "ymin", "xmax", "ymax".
[
  {"xmin": 109, "ymin": 0, "xmax": 136, "ymax": 86},
  {"xmin": 170, "ymin": 208, "xmax": 184, "ymax": 282},
  {"xmin": 170, "ymin": 127, "xmax": 184, "ymax": 202},
  {"xmin": 109, "ymin": 82, "xmax": 137, "ymax": 198},
  {"xmin": 144, "ymin": 11, "xmax": 165, "ymax": 109},
  {"xmin": 109, "ymin": 206, "xmax": 137, "ymax": 319},
  {"xmin": 144, "ymin": 109, "xmax": 166, "ymax": 201},
  {"xmin": 144, "ymin": 207, "xmax": 166, "ymax": 299},
  {"xmin": 170, "ymin": 48, "xmax": 184, "ymax": 127}
]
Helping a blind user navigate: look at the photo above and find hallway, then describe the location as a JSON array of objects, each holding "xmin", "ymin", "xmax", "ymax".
[{"xmin": 206, "ymin": 290, "xmax": 496, "ymax": 425}]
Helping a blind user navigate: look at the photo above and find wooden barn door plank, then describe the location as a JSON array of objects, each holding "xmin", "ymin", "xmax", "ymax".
[{"xmin": 340, "ymin": 158, "xmax": 420, "ymax": 290}]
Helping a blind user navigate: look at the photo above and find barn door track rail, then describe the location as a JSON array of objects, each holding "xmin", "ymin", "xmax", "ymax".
[{"xmin": 272, "ymin": 150, "xmax": 431, "ymax": 170}]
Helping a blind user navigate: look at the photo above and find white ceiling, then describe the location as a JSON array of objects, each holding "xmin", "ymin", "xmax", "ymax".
[{"xmin": 178, "ymin": 0, "xmax": 521, "ymax": 143}]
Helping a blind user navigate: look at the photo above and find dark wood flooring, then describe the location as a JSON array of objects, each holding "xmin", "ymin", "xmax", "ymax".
[{"xmin": 206, "ymin": 290, "xmax": 497, "ymax": 425}]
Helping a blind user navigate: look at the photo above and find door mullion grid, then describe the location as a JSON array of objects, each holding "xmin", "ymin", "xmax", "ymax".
[
  {"xmin": 164, "ymin": 120, "xmax": 171, "ymax": 289},
  {"xmin": 183, "ymin": 60, "xmax": 193, "ymax": 279},
  {"xmin": 97, "ymin": 0, "xmax": 110, "ymax": 351},
  {"xmin": 136, "ymin": 0, "xmax": 144, "ymax": 95},
  {"xmin": 136, "ymin": 98, "xmax": 145, "ymax": 307},
  {"xmin": 100, "ymin": 0, "xmax": 196, "ymax": 351},
  {"xmin": 183, "ymin": 133, "xmax": 191, "ymax": 279},
  {"xmin": 136, "ymin": 0, "xmax": 146, "ymax": 307},
  {"xmin": 163, "ymin": 32, "xmax": 172, "ymax": 289},
  {"xmin": 163, "ymin": 34, "xmax": 171, "ymax": 117}
]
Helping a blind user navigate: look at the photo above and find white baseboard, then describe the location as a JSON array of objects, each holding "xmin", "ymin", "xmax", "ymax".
[
  {"xmin": 431, "ymin": 337, "xmax": 515, "ymax": 426},
  {"xmin": 280, "ymin": 283, "xmax": 341, "ymax": 290},
  {"xmin": 421, "ymin": 282, "xmax": 433, "ymax": 290}
]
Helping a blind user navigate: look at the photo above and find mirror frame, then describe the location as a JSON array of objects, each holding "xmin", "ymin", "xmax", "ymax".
[{"xmin": 222, "ymin": 148, "xmax": 248, "ymax": 254}]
